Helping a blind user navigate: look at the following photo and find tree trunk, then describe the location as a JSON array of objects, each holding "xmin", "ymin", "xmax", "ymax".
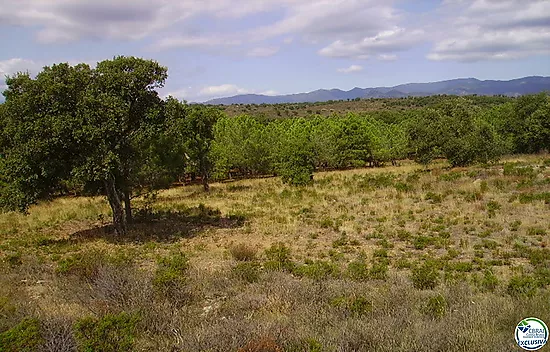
[
  {"xmin": 123, "ymin": 190, "xmax": 133, "ymax": 224},
  {"xmin": 104, "ymin": 176, "xmax": 127, "ymax": 235}
]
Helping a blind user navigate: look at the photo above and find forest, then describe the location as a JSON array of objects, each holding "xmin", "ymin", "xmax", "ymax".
[{"xmin": 1, "ymin": 57, "xmax": 549, "ymax": 233}]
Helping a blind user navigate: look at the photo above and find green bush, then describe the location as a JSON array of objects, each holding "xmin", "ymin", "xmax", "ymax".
[
  {"xmin": 347, "ymin": 259, "xmax": 369, "ymax": 281},
  {"xmin": 369, "ymin": 261, "xmax": 389, "ymax": 280},
  {"xmin": 264, "ymin": 242, "xmax": 295, "ymax": 272},
  {"xmin": 480, "ymin": 269, "xmax": 499, "ymax": 292},
  {"xmin": 411, "ymin": 260, "xmax": 439, "ymax": 290},
  {"xmin": 331, "ymin": 296, "xmax": 372, "ymax": 317},
  {"xmin": 0, "ymin": 318, "xmax": 43, "ymax": 352},
  {"xmin": 413, "ymin": 235, "xmax": 436, "ymax": 250},
  {"xmin": 296, "ymin": 260, "xmax": 339, "ymax": 281},
  {"xmin": 425, "ymin": 192, "xmax": 443, "ymax": 203},
  {"xmin": 74, "ymin": 312, "xmax": 139, "ymax": 352},
  {"xmin": 421, "ymin": 294, "xmax": 447, "ymax": 319},
  {"xmin": 507, "ymin": 275, "xmax": 539, "ymax": 297},
  {"xmin": 233, "ymin": 262, "xmax": 262, "ymax": 283},
  {"xmin": 153, "ymin": 251, "xmax": 189, "ymax": 293}
]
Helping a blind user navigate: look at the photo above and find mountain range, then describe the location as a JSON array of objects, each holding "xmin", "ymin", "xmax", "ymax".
[{"xmin": 205, "ymin": 76, "xmax": 550, "ymax": 105}]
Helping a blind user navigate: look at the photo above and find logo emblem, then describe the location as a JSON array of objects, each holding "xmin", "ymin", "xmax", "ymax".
[{"xmin": 515, "ymin": 317, "xmax": 548, "ymax": 351}]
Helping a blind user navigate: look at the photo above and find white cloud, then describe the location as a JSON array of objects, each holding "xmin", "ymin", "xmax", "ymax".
[
  {"xmin": 0, "ymin": 58, "xmax": 43, "ymax": 77},
  {"xmin": 337, "ymin": 64, "xmax": 363, "ymax": 73},
  {"xmin": 247, "ymin": 46, "xmax": 280, "ymax": 57},
  {"xmin": 378, "ymin": 54, "xmax": 397, "ymax": 61},
  {"xmin": 428, "ymin": 0, "xmax": 550, "ymax": 61},
  {"xmin": 152, "ymin": 35, "xmax": 242, "ymax": 51},
  {"xmin": 320, "ymin": 27, "xmax": 425, "ymax": 59},
  {"xmin": 259, "ymin": 90, "xmax": 278, "ymax": 96},
  {"xmin": 199, "ymin": 84, "xmax": 249, "ymax": 97}
]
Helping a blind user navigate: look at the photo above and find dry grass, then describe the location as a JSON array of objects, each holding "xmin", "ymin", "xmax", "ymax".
[{"xmin": 1, "ymin": 154, "xmax": 550, "ymax": 351}]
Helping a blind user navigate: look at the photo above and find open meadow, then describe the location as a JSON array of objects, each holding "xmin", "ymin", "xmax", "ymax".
[{"xmin": 1, "ymin": 155, "xmax": 549, "ymax": 351}]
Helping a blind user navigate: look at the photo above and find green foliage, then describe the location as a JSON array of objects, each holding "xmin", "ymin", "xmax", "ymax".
[
  {"xmin": 421, "ymin": 294, "xmax": 448, "ymax": 319},
  {"xmin": 347, "ymin": 258, "xmax": 370, "ymax": 281},
  {"xmin": 507, "ymin": 275, "xmax": 539, "ymax": 297},
  {"xmin": 264, "ymin": 242, "xmax": 295, "ymax": 272},
  {"xmin": 0, "ymin": 318, "xmax": 43, "ymax": 352},
  {"xmin": 480, "ymin": 269, "xmax": 499, "ymax": 292},
  {"xmin": 411, "ymin": 260, "xmax": 440, "ymax": 290},
  {"xmin": 331, "ymin": 296, "xmax": 372, "ymax": 317},
  {"xmin": 0, "ymin": 57, "xmax": 175, "ymax": 234},
  {"xmin": 296, "ymin": 260, "xmax": 340, "ymax": 280},
  {"xmin": 408, "ymin": 99, "xmax": 506, "ymax": 166},
  {"xmin": 274, "ymin": 119, "xmax": 316, "ymax": 185},
  {"xmin": 233, "ymin": 262, "xmax": 262, "ymax": 283},
  {"xmin": 74, "ymin": 312, "xmax": 139, "ymax": 352},
  {"xmin": 165, "ymin": 99, "xmax": 221, "ymax": 190},
  {"xmin": 153, "ymin": 252, "xmax": 189, "ymax": 293}
]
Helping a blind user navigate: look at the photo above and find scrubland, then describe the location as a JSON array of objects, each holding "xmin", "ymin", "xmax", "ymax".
[{"xmin": 1, "ymin": 155, "xmax": 550, "ymax": 351}]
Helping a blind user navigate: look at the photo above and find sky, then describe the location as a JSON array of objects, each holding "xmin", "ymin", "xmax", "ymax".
[{"xmin": 0, "ymin": 0, "xmax": 549, "ymax": 102}]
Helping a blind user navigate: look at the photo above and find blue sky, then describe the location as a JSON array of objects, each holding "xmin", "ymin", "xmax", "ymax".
[{"xmin": 1, "ymin": 0, "xmax": 549, "ymax": 102}]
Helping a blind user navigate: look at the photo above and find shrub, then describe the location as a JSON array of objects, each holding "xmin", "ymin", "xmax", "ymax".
[
  {"xmin": 153, "ymin": 251, "xmax": 188, "ymax": 294},
  {"xmin": 480, "ymin": 269, "xmax": 499, "ymax": 292},
  {"xmin": 233, "ymin": 262, "xmax": 262, "ymax": 283},
  {"xmin": 507, "ymin": 275, "xmax": 539, "ymax": 297},
  {"xmin": 230, "ymin": 243, "xmax": 257, "ymax": 261},
  {"xmin": 0, "ymin": 318, "xmax": 43, "ymax": 352},
  {"xmin": 485, "ymin": 200, "xmax": 501, "ymax": 218},
  {"xmin": 74, "ymin": 312, "xmax": 139, "ymax": 352},
  {"xmin": 347, "ymin": 259, "xmax": 369, "ymax": 281},
  {"xmin": 413, "ymin": 235, "xmax": 436, "ymax": 250},
  {"xmin": 264, "ymin": 242, "xmax": 295, "ymax": 272},
  {"xmin": 421, "ymin": 294, "xmax": 447, "ymax": 319},
  {"xmin": 425, "ymin": 192, "xmax": 443, "ymax": 203},
  {"xmin": 369, "ymin": 261, "xmax": 389, "ymax": 280},
  {"xmin": 411, "ymin": 260, "xmax": 439, "ymax": 290},
  {"xmin": 331, "ymin": 296, "xmax": 372, "ymax": 317},
  {"xmin": 296, "ymin": 260, "xmax": 339, "ymax": 281}
]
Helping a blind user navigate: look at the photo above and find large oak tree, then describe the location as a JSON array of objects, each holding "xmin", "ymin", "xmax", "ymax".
[{"xmin": 0, "ymin": 56, "xmax": 179, "ymax": 235}]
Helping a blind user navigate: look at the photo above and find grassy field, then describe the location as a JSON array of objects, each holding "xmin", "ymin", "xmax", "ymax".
[{"xmin": 1, "ymin": 155, "xmax": 550, "ymax": 351}]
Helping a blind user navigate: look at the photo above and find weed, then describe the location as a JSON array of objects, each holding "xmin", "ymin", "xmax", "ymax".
[
  {"xmin": 480, "ymin": 270, "xmax": 499, "ymax": 292},
  {"xmin": 347, "ymin": 258, "xmax": 369, "ymax": 281}
]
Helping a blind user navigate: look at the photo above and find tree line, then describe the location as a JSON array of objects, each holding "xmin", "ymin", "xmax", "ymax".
[{"xmin": 1, "ymin": 57, "xmax": 549, "ymax": 234}]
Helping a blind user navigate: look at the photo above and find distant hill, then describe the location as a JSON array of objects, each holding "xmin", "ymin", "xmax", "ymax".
[{"xmin": 205, "ymin": 76, "xmax": 550, "ymax": 105}]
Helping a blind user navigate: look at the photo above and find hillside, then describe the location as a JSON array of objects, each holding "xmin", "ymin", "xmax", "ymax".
[{"xmin": 206, "ymin": 76, "xmax": 550, "ymax": 105}]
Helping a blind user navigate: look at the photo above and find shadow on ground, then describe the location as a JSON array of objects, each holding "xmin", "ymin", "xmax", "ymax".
[{"xmin": 67, "ymin": 204, "xmax": 245, "ymax": 244}]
